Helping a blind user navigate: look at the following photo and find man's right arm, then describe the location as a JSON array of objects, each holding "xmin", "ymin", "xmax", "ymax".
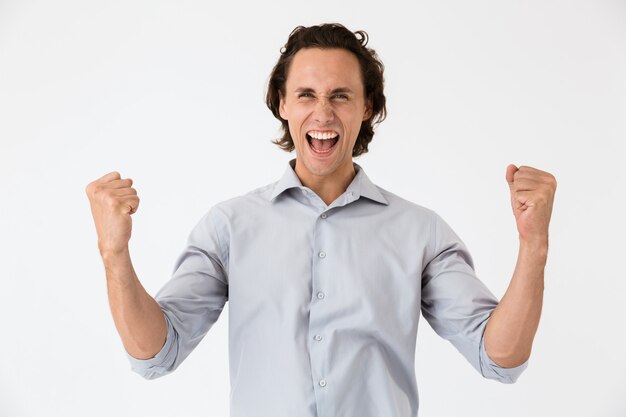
[
  {"xmin": 85, "ymin": 171, "xmax": 166, "ymax": 360},
  {"xmin": 102, "ymin": 247, "xmax": 166, "ymax": 360}
]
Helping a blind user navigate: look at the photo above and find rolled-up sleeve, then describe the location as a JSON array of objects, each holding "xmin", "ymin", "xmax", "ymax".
[
  {"xmin": 479, "ymin": 331, "xmax": 528, "ymax": 383},
  {"xmin": 127, "ymin": 206, "xmax": 229, "ymax": 379},
  {"xmin": 126, "ymin": 311, "xmax": 179, "ymax": 379},
  {"xmin": 421, "ymin": 211, "xmax": 528, "ymax": 384}
]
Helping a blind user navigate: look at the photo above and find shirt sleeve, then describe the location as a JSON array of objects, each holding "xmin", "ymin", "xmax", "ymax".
[
  {"xmin": 420, "ymin": 211, "xmax": 527, "ymax": 384},
  {"xmin": 126, "ymin": 205, "xmax": 229, "ymax": 379}
]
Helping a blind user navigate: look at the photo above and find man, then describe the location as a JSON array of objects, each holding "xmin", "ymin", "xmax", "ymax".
[{"xmin": 85, "ymin": 23, "xmax": 556, "ymax": 417}]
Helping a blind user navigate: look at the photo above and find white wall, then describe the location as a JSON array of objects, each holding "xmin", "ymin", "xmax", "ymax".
[{"xmin": 1, "ymin": 1, "xmax": 625, "ymax": 416}]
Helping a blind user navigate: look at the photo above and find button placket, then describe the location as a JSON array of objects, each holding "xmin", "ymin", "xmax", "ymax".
[{"xmin": 310, "ymin": 203, "xmax": 333, "ymax": 402}]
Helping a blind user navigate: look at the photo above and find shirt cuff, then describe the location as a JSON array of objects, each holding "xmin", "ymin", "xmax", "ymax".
[
  {"xmin": 125, "ymin": 311, "xmax": 178, "ymax": 379},
  {"xmin": 478, "ymin": 334, "xmax": 529, "ymax": 384}
]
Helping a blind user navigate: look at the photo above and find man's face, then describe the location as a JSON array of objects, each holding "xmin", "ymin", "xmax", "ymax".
[{"xmin": 279, "ymin": 47, "xmax": 372, "ymax": 181}]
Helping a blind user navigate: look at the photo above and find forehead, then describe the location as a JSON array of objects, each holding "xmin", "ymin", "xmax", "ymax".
[{"xmin": 285, "ymin": 47, "xmax": 364, "ymax": 91}]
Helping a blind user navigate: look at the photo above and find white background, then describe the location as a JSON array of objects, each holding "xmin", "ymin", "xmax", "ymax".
[{"xmin": 1, "ymin": 1, "xmax": 625, "ymax": 416}]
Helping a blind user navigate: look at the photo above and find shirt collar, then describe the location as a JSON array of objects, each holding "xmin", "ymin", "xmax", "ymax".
[{"xmin": 270, "ymin": 158, "xmax": 389, "ymax": 205}]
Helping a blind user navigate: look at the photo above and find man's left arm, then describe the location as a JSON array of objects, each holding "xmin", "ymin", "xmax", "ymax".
[{"xmin": 484, "ymin": 164, "xmax": 557, "ymax": 368}]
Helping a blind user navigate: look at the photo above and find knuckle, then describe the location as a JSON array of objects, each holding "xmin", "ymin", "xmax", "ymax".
[
  {"xmin": 549, "ymin": 175, "xmax": 557, "ymax": 187},
  {"xmin": 91, "ymin": 184, "xmax": 103, "ymax": 195}
]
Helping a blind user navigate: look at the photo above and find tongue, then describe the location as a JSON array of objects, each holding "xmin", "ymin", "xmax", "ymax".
[{"xmin": 311, "ymin": 138, "xmax": 337, "ymax": 151}]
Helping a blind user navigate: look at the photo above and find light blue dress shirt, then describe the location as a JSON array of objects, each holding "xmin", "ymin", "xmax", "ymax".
[{"xmin": 127, "ymin": 158, "xmax": 528, "ymax": 416}]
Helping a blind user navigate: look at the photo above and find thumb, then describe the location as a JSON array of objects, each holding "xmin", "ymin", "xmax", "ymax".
[{"xmin": 505, "ymin": 164, "xmax": 518, "ymax": 189}]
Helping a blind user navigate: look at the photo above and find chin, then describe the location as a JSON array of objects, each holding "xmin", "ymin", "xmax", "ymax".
[{"xmin": 309, "ymin": 154, "xmax": 351, "ymax": 176}]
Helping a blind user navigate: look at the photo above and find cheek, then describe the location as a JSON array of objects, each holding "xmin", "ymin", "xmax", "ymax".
[
  {"xmin": 286, "ymin": 116, "xmax": 305, "ymax": 144},
  {"xmin": 338, "ymin": 108, "xmax": 363, "ymax": 131},
  {"xmin": 287, "ymin": 120, "xmax": 299, "ymax": 141},
  {"xmin": 338, "ymin": 103, "xmax": 363, "ymax": 121},
  {"xmin": 289, "ymin": 108, "xmax": 312, "ymax": 133}
]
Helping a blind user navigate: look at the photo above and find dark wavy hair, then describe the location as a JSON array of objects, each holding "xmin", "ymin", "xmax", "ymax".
[{"xmin": 266, "ymin": 23, "xmax": 387, "ymax": 157}]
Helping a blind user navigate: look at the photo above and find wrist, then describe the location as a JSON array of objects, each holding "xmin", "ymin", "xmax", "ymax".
[
  {"xmin": 100, "ymin": 246, "xmax": 132, "ymax": 271},
  {"xmin": 519, "ymin": 236, "xmax": 549, "ymax": 261},
  {"xmin": 100, "ymin": 246, "xmax": 138, "ymax": 289},
  {"xmin": 99, "ymin": 243, "xmax": 130, "ymax": 260}
]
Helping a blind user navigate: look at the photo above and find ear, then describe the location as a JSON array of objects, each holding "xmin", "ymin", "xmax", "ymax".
[
  {"xmin": 279, "ymin": 91, "xmax": 288, "ymax": 120},
  {"xmin": 362, "ymin": 97, "xmax": 373, "ymax": 121}
]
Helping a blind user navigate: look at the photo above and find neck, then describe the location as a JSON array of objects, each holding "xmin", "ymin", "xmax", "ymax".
[{"xmin": 295, "ymin": 160, "xmax": 356, "ymax": 206}]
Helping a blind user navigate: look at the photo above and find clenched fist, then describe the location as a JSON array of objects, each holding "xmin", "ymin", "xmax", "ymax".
[
  {"xmin": 505, "ymin": 164, "xmax": 557, "ymax": 245},
  {"xmin": 85, "ymin": 171, "xmax": 140, "ymax": 256}
]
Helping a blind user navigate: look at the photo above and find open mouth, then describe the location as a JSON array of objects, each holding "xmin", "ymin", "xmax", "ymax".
[{"xmin": 306, "ymin": 131, "xmax": 340, "ymax": 156}]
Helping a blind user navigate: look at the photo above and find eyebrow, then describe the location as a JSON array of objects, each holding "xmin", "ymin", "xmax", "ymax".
[{"xmin": 294, "ymin": 87, "xmax": 355, "ymax": 95}]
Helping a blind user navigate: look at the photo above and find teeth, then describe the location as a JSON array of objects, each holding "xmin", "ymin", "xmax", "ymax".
[{"xmin": 308, "ymin": 131, "xmax": 339, "ymax": 140}]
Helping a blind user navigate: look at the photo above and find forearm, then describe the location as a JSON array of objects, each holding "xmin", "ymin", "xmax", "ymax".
[
  {"xmin": 484, "ymin": 238, "xmax": 547, "ymax": 368},
  {"xmin": 102, "ymin": 247, "xmax": 167, "ymax": 360}
]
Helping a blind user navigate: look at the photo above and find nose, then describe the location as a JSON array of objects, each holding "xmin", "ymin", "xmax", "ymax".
[{"xmin": 313, "ymin": 98, "xmax": 334, "ymax": 124}]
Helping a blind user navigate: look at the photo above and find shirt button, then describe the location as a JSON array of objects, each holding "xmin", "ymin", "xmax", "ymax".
[
  {"xmin": 314, "ymin": 334, "xmax": 323, "ymax": 341},
  {"xmin": 317, "ymin": 291, "xmax": 325, "ymax": 299},
  {"xmin": 319, "ymin": 379, "xmax": 327, "ymax": 387},
  {"xmin": 318, "ymin": 251, "xmax": 326, "ymax": 258},
  {"xmin": 320, "ymin": 213, "xmax": 327, "ymax": 219}
]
